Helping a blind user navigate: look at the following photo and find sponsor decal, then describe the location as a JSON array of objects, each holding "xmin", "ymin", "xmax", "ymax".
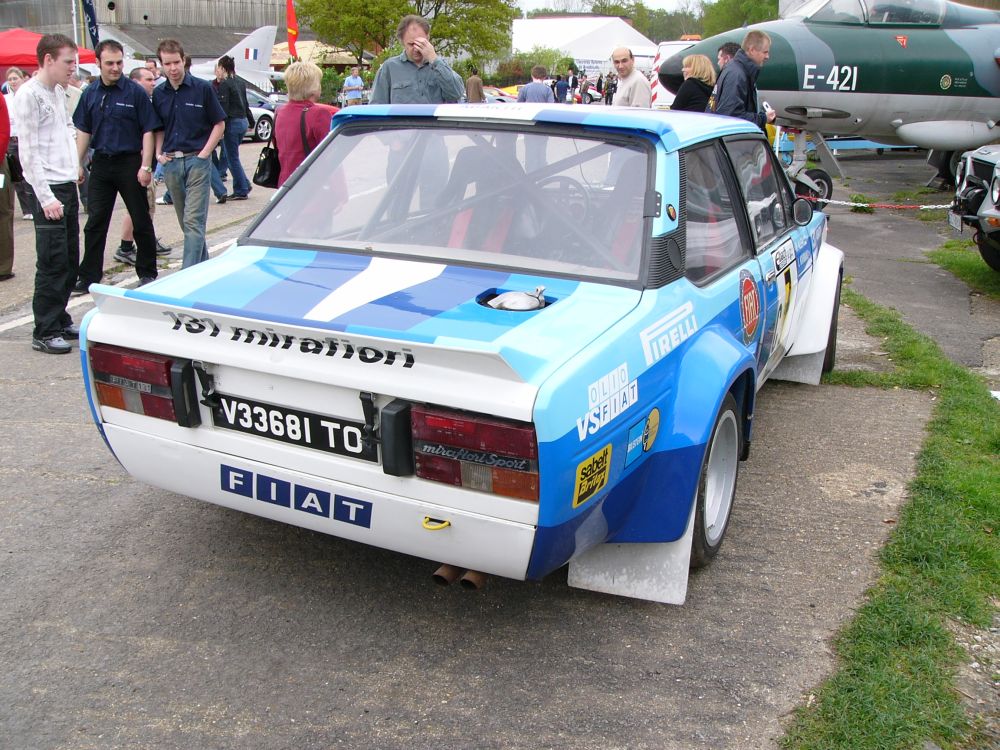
[
  {"xmin": 940, "ymin": 74, "xmax": 952, "ymax": 91},
  {"xmin": 576, "ymin": 363, "xmax": 639, "ymax": 441},
  {"xmin": 164, "ymin": 311, "xmax": 414, "ymax": 368},
  {"xmin": 666, "ymin": 204, "xmax": 677, "ymax": 221},
  {"xmin": 772, "ymin": 240, "xmax": 795, "ymax": 275},
  {"xmin": 625, "ymin": 408, "xmax": 660, "ymax": 467},
  {"xmin": 739, "ymin": 270, "xmax": 761, "ymax": 345},
  {"xmin": 221, "ymin": 464, "xmax": 373, "ymax": 528},
  {"xmin": 414, "ymin": 442, "xmax": 533, "ymax": 472},
  {"xmin": 895, "ymin": 35, "xmax": 908, "ymax": 48},
  {"xmin": 639, "ymin": 301, "xmax": 698, "ymax": 366},
  {"xmin": 573, "ymin": 444, "xmax": 611, "ymax": 508}
]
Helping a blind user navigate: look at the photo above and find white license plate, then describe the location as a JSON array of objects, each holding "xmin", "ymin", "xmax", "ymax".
[
  {"xmin": 212, "ymin": 394, "xmax": 377, "ymax": 462},
  {"xmin": 948, "ymin": 211, "xmax": 963, "ymax": 232}
]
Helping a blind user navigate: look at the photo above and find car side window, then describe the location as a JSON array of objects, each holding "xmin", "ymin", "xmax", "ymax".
[
  {"xmin": 725, "ymin": 138, "xmax": 791, "ymax": 249},
  {"xmin": 683, "ymin": 144, "xmax": 750, "ymax": 283}
]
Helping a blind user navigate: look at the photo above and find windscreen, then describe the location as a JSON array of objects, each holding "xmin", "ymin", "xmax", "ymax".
[{"xmin": 249, "ymin": 124, "xmax": 652, "ymax": 283}]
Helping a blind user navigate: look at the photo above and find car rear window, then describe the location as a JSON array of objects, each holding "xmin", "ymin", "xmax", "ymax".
[{"xmin": 248, "ymin": 124, "xmax": 653, "ymax": 283}]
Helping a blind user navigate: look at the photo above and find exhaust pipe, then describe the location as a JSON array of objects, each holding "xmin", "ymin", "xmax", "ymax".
[
  {"xmin": 432, "ymin": 563, "xmax": 464, "ymax": 586},
  {"xmin": 459, "ymin": 569, "xmax": 488, "ymax": 590}
]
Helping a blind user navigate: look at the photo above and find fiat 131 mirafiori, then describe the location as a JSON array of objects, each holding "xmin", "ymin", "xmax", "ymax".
[{"xmin": 80, "ymin": 104, "xmax": 843, "ymax": 603}]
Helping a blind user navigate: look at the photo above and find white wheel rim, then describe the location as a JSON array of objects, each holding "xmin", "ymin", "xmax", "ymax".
[{"xmin": 703, "ymin": 410, "xmax": 738, "ymax": 546}]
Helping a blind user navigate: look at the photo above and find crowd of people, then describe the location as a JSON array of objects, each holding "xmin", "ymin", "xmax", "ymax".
[{"xmin": 1, "ymin": 17, "xmax": 774, "ymax": 356}]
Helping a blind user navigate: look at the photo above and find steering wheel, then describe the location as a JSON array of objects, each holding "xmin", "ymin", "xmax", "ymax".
[{"xmin": 536, "ymin": 175, "xmax": 591, "ymax": 223}]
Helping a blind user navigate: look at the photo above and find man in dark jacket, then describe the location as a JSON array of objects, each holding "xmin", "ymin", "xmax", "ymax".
[{"xmin": 706, "ymin": 30, "xmax": 776, "ymax": 130}]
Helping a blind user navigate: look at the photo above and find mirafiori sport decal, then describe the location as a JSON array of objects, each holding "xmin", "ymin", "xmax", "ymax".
[
  {"xmin": 576, "ymin": 363, "xmax": 638, "ymax": 441},
  {"xmin": 163, "ymin": 311, "xmax": 415, "ymax": 368},
  {"xmin": 739, "ymin": 269, "xmax": 761, "ymax": 345},
  {"xmin": 573, "ymin": 444, "xmax": 612, "ymax": 508},
  {"xmin": 221, "ymin": 464, "xmax": 373, "ymax": 527},
  {"xmin": 772, "ymin": 240, "xmax": 795, "ymax": 275}
]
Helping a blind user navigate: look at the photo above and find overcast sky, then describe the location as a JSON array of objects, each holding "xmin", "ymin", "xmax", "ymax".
[{"xmin": 516, "ymin": 0, "xmax": 688, "ymax": 14}]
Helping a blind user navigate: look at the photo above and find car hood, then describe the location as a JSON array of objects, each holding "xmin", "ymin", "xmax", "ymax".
[{"xmin": 89, "ymin": 245, "xmax": 642, "ymax": 408}]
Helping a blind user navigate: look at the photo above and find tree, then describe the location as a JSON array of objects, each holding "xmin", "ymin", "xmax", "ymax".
[
  {"xmin": 413, "ymin": 0, "xmax": 521, "ymax": 61},
  {"xmin": 701, "ymin": 0, "xmax": 778, "ymax": 36},
  {"xmin": 296, "ymin": 0, "xmax": 408, "ymax": 65}
]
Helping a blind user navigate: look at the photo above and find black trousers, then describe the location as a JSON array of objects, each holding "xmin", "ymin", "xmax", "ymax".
[
  {"xmin": 31, "ymin": 182, "xmax": 79, "ymax": 339},
  {"xmin": 79, "ymin": 152, "xmax": 157, "ymax": 283}
]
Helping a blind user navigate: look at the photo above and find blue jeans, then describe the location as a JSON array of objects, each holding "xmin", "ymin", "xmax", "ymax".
[
  {"xmin": 222, "ymin": 117, "xmax": 251, "ymax": 197},
  {"xmin": 162, "ymin": 155, "xmax": 211, "ymax": 268},
  {"xmin": 210, "ymin": 160, "xmax": 227, "ymax": 199}
]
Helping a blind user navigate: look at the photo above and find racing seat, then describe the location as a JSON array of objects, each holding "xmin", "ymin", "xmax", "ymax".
[
  {"xmin": 437, "ymin": 146, "xmax": 532, "ymax": 252},
  {"xmin": 599, "ymin": 154, "xmax": 647, "ymax": 266}
]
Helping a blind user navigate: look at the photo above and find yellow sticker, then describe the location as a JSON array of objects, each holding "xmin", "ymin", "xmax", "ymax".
[
  {"xmin": 642, "ymin": 408, "xmax": 660, "ymax": 451},
  {"xmin": 573, "ymin": 444, "xmax": 612, "ymax": 508}
]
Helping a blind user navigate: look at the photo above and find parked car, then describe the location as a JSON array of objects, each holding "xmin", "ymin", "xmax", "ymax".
[
  {"xmin": 80, "ymin": 105, "xmax": 842, "ymax": 604},
  {"xmin": 951, "ymin": 144, "xmax": 1000, "ymax": 271},
  {"xmin": 482, "ymin": 86, "xmax": 517, "ymax": 103},
  {"xmin": 245, "ymin": 88, "xmax": 275, "ymax": 142}
]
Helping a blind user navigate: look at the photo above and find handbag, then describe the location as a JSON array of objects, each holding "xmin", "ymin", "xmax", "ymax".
[{"xmin": 252, "ymin": 134, "xmax": 280, "ymax": 188}]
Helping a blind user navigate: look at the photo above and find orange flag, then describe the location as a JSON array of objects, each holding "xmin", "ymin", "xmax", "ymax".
[{"xmin": 287, "ymin": 0, "xmax": 299, "ymax": 58}]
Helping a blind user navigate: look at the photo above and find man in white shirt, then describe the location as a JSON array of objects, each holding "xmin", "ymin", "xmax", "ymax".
[
  {"xmin": 611, "ymin": 47, "xmax": 652, "ymax": 108},
  {"xmin": 14, "ymin": 33, "xmax": 82, "ymax": 354}
]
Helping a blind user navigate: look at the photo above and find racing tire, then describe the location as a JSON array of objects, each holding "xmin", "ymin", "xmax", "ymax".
[
  {"xmin": 690, "ymin": 393, "xmax": 741, "ymax": 569},
  {"xmin": 254, "ymin": 115, "xmax": 273, "ymax": 143},
  {"xmin": 822, "ymin": 272, "xmax": 842, "ymax": 373},
  {"xmin": 976, "ymin": 233, "xmax": 1000, "ymax": 273}
]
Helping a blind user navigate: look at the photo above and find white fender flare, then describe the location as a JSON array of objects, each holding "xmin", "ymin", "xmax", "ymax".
[{"xmin": 772, "ymin": 242, "xmax": 845, "ymax": 385}]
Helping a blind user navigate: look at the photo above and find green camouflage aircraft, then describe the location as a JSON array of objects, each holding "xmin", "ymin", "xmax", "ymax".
[{"xmin": 659, "ymin": 0, "xmax": 1000, "ymax": 175}]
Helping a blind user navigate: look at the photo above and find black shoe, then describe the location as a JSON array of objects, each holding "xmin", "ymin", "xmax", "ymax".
[
  {"xmin": 155, "ymin": 238, "xmax": 172, "ymax": 256},
  {"xmin": 215, "ymin": 194, "xmax": 227, "ymax": 204},
  {"xmin": 229, "ymin": 194, "xmax": 249, "ymax": 201},
  {"xmin": 32, "ymin": 335, "xmax": 72, "ymax": 354},
  {"xmin": 61, "ymin": 323, "xmax": 80, "ymax": 340},
  {"xmin": 114, "ymin": 247, "xmax": 137, "ymax": 265},
  {"xmin": 71, "ymin": 280, "xmax": 90, "ymax": 296},
  {"xmin": 138, "ymin": 276, "xmax": 156, "ymax": 287}
]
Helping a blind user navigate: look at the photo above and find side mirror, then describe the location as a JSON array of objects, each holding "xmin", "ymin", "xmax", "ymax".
[{"xmin": 792, "ymin": 196, "xmax": 813, "ymax": 225}]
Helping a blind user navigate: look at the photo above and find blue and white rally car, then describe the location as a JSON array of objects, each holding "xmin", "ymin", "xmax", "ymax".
[{"xmin": 80, "ymin": 104, "xmax": 842, "ymax": 604}]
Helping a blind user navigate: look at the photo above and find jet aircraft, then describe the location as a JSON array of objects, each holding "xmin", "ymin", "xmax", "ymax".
[
  {"xmin": 658, "ymin": 0, "xmax": 1000, "ymax": 179},
  {"xmin": 189, "ymin": 26, "xmax": 281, "ymax": 91}
]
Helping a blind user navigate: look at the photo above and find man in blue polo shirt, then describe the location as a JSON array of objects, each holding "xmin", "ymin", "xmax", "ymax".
[
  {"xmin": 152, "ymin": 38, "xmax": 225, "ymax": 268},
  {"xmin": 73, "ymin": 39, "xmax": 161, "ymax": 292}
]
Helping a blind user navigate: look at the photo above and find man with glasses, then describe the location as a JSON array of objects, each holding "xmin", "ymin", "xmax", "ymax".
[
  {"xmin": 611, "ymin": 48, "xmax": 651, "ymax": 108},
  {"xmin": 73, "ymin": 39, "xmax": 161, "ymax": 293}
]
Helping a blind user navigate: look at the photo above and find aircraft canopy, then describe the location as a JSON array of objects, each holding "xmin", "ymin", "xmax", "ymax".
[{"xmin": 793, "ymin": 0, "xmax": 947, "ymax": 25}]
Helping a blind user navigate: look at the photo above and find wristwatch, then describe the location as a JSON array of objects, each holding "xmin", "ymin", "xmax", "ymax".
[{"xmin": 141, "ymin": 165, "xmax": 153, "ymax": 173}]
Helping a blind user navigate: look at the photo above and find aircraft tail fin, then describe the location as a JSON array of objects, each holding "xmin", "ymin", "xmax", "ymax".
[{"xmin": 225, "ymin": 26, "xmax": 276, "ymax": 74}]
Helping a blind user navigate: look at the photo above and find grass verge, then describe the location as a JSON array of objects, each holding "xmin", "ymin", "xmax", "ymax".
[
  {"xmin": 780, "ymin": 286, "xmax": 999, "ymax": 750},
  {"xmin": 927, "ymin": 239, "xmax": 1000, "ymax": 301}
]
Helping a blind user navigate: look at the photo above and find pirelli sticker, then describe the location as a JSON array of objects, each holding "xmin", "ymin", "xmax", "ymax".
[{"xmin": 573, "ymin": 444, "xmax": 612, "ymax": 508}]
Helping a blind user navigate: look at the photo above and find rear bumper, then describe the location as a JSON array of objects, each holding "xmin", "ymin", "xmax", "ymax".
[{"xmin": 105, "ymin": 424, "xmax": 537, "ymax": 580}]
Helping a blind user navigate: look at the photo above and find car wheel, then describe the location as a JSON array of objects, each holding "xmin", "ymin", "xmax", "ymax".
[
  {"xmin": 803, "ymin": 168, "xmax": 833, "ymax": 210},
  {"xmin": 976, "ymin": 233, "xmax": 1000, "ymax": 272},
  {"xmin": 690, "ymin": 393, "xmax": 741, "ymax": 569},
  {"xmin": 255, "ymin": 115, "xmax": 273, "ymax": 142},
  {"xmin": 822, "ymin": 272, "xmax": 842, "ymax": 373}
]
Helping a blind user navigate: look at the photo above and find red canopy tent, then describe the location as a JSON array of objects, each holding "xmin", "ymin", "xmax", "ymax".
[{"xmin": 0, "ymin": 28, "xmax": 96, "ymax": 73}]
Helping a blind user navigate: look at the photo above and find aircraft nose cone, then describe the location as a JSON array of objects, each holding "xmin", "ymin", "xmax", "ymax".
[{"xmin": 658, "ymin": 53, "xmax": 685, "ymax": 95}]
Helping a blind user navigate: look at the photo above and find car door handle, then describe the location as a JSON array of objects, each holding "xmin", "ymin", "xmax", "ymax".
[{"xmin": 765, "ymin": 268, "xmax": 778, "ymax": 282}]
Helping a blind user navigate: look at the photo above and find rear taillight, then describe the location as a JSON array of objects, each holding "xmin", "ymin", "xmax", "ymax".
[
  {"xmin": 89, "ymin": 343, "xmax": 201, "ymax": 426},
  {"xmin": 411, "ymin": 405, "xmax": 539, "ymax": 501}
]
